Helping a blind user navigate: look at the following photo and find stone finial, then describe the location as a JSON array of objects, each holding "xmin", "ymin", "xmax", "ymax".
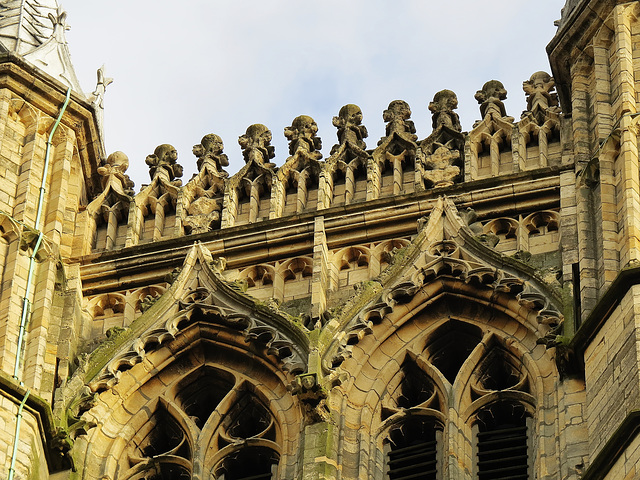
[
  {"xmin": 89, "ymin": 65, "xmax": 113, "ymax": 110},
  {"xmin": 238, "ymin": 124, "xmax": 276, "ymax": 168},
  {"xmin": 192, "ymin": 133, "xmax": 229, "ymax": 174},
  {"xmin": 284, "ymin": 115, "xmax": 322, "ymax": 161},
  {"xmin": 382, "ymin": 100, "xmax": 417, "ymax": 141},
  {"xmin": 429, "ymin": 90, "xmax": 462, "ymax": 132},
  {"xmin": 97, "ymin": 151, "xmax": 135, "ymax": 195},
  {"xmin": 332, "ymin": 104, "xmax": 368, "ymax": 152},
  {"xmin": 48, "ymin": 7, "xmax": 70, "ymax": 43},
  {"xmin": 475, "ymin": 80, "xmax": 508, "ymax": 118},
  {"xmin": 145, "ymin": 144, "xmax": 183, "ymax": 184},
  {"xmin": 523, "ymin": 71, "xmax": 558, "ymax": 113}
]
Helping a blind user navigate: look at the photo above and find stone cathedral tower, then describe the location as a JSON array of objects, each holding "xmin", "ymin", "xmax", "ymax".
[{"xmin": 0, "ymin": 0, "xmax": 638, "ymax": 479}]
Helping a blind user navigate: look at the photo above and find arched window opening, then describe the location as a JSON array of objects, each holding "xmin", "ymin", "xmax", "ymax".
[
  {"xmin": 475, "ymin": 402, "xmax": 529, "ymax": 480},
  {"xmin": 424, "ymin": 320, "xmax": 483, "ymax": 385},
  {"xmin": 216, "ymin": 446, "xmax": 279, "ymax": 480},
  {"xmin": 386, "ymin": 418, "xmax": 441, "ymax": 480}
]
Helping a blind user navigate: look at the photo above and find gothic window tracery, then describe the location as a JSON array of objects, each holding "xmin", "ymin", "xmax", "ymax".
[
  {"xmin": 377, "ymin": 320, "xmax": 535, "ymax": 480},
  {"xmin": 117, "ymin": 366, "xmax": 282, "ymax": 480}
]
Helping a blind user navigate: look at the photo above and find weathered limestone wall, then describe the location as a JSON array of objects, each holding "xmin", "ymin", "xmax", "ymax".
[
  {"xmin": 0, "ymin": 390, "xmax": 49, "ymax": 480},
  {"xmin": 603, "ymin": 434, "xmax": 640, "ymax": 480},
  {"xmin": 583, "ymin": 285, "xmax": 640, "ymax": 459}
]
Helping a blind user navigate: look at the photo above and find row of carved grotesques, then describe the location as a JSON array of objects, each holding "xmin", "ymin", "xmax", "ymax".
[{"xmin": 86, "ymin": 73, "xmax": 561, "ymax": 251}]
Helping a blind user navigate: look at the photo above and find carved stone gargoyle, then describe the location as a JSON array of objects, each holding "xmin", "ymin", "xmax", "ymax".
[
  {"xmin": 238, "ymin": 123, "xmax": 276, "ymax": 168},
  {"xmin": 192, "ymin": 133, "xmax": 229, "ymax": 175},
  {"xmin": 145, "ymin": 144, "xmax": 184, "ymax": 185},
  {"xmin": 290, "ymin": 372, "xmax": 330, "ymax": 425},
  {"xmin": 419, "ymin": 90, "xmax": 464, "ymax": 188},
  {"xmin": 284, "ymin": 115, "xmax": 322, "ymax": 167}
]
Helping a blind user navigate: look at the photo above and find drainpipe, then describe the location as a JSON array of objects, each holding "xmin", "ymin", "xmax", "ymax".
[
  {"xmin": 7, "ymin": 389, "xmax": 30, "ymax": 480},
  {"xmin": 12, "ymin": 87, "xmax": 71, "ymax": 380}
]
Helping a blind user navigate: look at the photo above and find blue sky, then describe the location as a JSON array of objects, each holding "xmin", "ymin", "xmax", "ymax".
[{"xmin": 61, "ymin": 1, "xmax": 563, "ymax": 188}]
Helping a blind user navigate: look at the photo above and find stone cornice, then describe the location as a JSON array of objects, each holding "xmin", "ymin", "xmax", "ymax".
[{"xmin": 78, "ymin": 168, "xmax": 564, "ymax": 296}]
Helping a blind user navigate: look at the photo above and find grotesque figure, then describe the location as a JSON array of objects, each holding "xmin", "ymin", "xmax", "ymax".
[
  {"xmin": 381, "ymin": 100, "xmax": 417, "ymax": 142},
  {"xmin": 192, "ymin": 133, "xmax": 229, "ymax": 174},
  {"xmin": 238, "ymin": 124, "xmax": 276, "ymax": 168},
  {"xmin": 97, "ymin": 151, "xmax": 135, "ymax": 196},
  {"xmin": 475, "ymin": 80, "xmax": 508, "ymax": 118},
  {"xmin": 429, "ymin": 90, "xmax": 462, "ymax": 132},
  {"xmin": 332, "ymin": 104, "xmax": 368, "ymax": 154},
  {"xmin": 284, "ymin": 115, "xmax": 322, "ymax": 162},
  {"xmin": 522, "ymin": 71, "xmax": 559, "ymax": 122},
  {"xmin": 145, "ymin": 144, "xmax": 183, "ymax": 184}
]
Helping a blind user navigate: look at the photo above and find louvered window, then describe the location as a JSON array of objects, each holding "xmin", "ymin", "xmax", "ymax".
[
  {"xmin": 387, "ymin": 420, "xmax": 439, "ymax": 480},
  {"xmin": 476, "ymin": 405, "xmax": 529, "ymax": 480}
]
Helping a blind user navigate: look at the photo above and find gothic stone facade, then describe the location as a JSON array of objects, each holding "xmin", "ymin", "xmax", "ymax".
[{"xmin": 0, "ymin": 1, "xmax": 639, "ymax": 479}]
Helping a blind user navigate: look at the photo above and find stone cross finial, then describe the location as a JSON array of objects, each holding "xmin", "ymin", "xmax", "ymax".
[
  {"xmin": 523, "ymin": 71, "xmax": 558, "ymax": 113},
  {"xmin": 284, "ymin": 115, "xmax": 322, "ymax": 161},
  {"xmin": 90, "ymin": 65, "xmax": 113, "ymax": 110},
  {"xmin": 48, "ymin": 7, "xmax": 70, "ymax": 43},
  {"xmin": 97, "ymin": 151, "xmax": 135, "ymax": 196},
  {"xmin": 429, "ymin": 90, "xmax": 462, "ymax": 132},
  {"xmin": 332, "ymin": 104, "xmax": 368, "ymax": 153},
  {"xmin": 381, "ymin": 100, "xmax": 417, "ymax": 142},
  {"xmin": 192, "ymin": 133, "xmax": 229, "ymax": 175},
  {"xmin": 475, "ymin": 80, "xmax": 508, "ymax": 118},
  {"xmin": 238, "ymin": 124, "xmax": 276, "ymax": 168},
  {"xmin": 145, "ymin": 144, "xmax": 183, "ymax": 184}
]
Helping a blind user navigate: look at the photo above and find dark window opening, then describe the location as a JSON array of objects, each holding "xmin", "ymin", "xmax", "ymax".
[
  {"xmin": 387, "ymin": 419, "xmax": 439, "ymax": 480},
  {"xmin": 476, "ymin": 403, "xmax": 529, "ymax": 480}
]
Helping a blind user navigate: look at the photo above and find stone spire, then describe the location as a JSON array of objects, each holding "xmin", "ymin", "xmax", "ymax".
[{"xmin": 0, "ymin": 0, "xmax": 83, "ymax": 93}]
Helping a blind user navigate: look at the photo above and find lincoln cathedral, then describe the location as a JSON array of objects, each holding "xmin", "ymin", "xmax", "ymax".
[{"xmin": 0, "ymin": 1, "xmax": 638, "ymax": 479}]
